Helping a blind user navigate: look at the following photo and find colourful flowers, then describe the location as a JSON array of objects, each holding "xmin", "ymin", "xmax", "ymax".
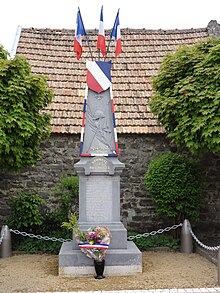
[
  {"xmin": 61, "ymin": 214, "xmax": 111, "ymax": 261},
  {"xmin": 86, "ymin": 227, "xmax": 110, "ymax": 245},
  {"xmin": 77, "ymin": 226, "xmax": 111, "ymax": 261}
]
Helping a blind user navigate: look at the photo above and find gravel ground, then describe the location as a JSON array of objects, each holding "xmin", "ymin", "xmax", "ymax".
[{"xmin": 0, "ymin": 251, "xmax": 218, "ymax": 293}]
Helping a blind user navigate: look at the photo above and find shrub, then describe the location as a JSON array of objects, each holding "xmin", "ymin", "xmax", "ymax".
[
  {"xmin": 46, "ymin": 175, "xmax": 79, "ymax": 226},
  {"xmin": 0, "ymin": 46, "xmax": 53, "ymax": 171},
  {"xmin": 150, "ymin": 38, "xmax": 220, "ymax": 155},
  {"xmin": 128, "ymin": 233, "xmax": 180, "ymax": 251},
  {"xmin": 8, "ymin": 191, "xmax": 44, "ymax": 230},
  {"xmin": 59, "ymin": 175, "xmax": 79, "ymax": 219},
  {"xmin": 144, "ymin": 152, "xmax": 202, "ymax": 224},
  {"xmin": 7, "ymin": 175, "xmax": 79, "ymax": 253},
  {"xmin": 12, "ymin": 230, "xmax": 72, "ymax": 254}
]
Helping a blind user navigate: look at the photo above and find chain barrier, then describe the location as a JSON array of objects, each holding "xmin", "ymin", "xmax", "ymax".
[
  {"xmin": 188, "ymin": 224, "xmax": 220, "ymax": 251},
  {"xmin": 9, "ymin": 224, "xmax": 183, "ymax": 243},
  {"xmin": 7, "ymin": 223, "xmax": 220, "ymax": 253},
  {"xmin": 127, "ymin": 223, "xmax": 183, "ymax": 241},
  {"xmin": 10, "ymin": 229, "xmax": 72, "ymax": 243},
  {"xmin": 0, "ymin": 226, "xmax": 6, "ymax": 245}
]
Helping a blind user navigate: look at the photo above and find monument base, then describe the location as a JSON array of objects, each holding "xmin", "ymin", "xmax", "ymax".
[
  {"xmin": 72, "ymin": 222, "xmax": 128, "ymax": 249},
  {"xmin": 59, "ymin": 241, "xmax": 142, "ymax": 276}
]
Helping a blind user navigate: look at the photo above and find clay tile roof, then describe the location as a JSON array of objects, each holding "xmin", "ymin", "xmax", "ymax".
[{"xmin": 16, "ymin": 26, "xmax": 209, "ymax": 134}]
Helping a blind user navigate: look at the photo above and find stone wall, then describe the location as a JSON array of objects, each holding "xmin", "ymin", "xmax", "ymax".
[
  {"xmin": 0, "ymin": 134, "xmax": 81, "ymax": 224},
  {"xmin": 0, "ymin": 133, "xmax": 220, "ymax": 242},
  {"xmin": 196, "ymin": 154, "xmax": 220, "ymax": 243},
  {"xmin": 118, "ymin": 134, "xmax": 172, "ymax": 231}
]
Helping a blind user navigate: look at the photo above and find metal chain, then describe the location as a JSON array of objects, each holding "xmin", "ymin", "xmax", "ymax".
[
  {"xmin": 10, "ymin": 224, "xmax": 183, "ymax": 243},
  {"xmin": 127, "ymin": 223, "xmax": 183, "ymax": 241},
  {"xmin": 188, "ymin": 224, "xmax": 220, "ymax": 251},
  {"xmin": 10, "ymin": 229, "xmax": 72, "ymax": 243},
  {"xmin": 9, "ymin": 223, "xmax": 220, "ymax": 252},
  {"xmin": 0, "ymin": 226, "xmax": 6, "ymax": 245}
]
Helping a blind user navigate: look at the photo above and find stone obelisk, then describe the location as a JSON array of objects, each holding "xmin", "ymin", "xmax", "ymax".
[{"xmin": 59, "ymin": 60, "xmax": 142, "ymax": 276}]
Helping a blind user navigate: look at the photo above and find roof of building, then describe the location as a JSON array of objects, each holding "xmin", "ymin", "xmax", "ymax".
[{"xmin": 16, "ymin": 24, "xmax": 212, "ymax": 134}]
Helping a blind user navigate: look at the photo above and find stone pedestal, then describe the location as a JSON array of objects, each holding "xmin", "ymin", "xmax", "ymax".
[
  {"xmin": 59, "ymin": 241, "xmax": 142, "ymax": 276},
  {"xmin": 59, "ymin": 75, "xmax": 142, "ymax": 276},
  {"xmin": 59, "ymin": 156, "xmax": 142, "ymax": 276}
]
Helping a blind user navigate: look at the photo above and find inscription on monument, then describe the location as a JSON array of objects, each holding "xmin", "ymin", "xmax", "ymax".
[
  {"xmin": 85, "ymin": 176, "xmax": 112, "ymax": 222},
  {"xmin": 90, "ymin": 158, "xmax": 110, "ymax": 171},
  {"xmin": 84, "ymin": 157, "xmax": 115, "ymax": 175}
]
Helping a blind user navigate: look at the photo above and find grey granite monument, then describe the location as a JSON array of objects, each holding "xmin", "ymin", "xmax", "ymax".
[{"xmin": 59, "ymin": 60, "xmax": 142, "ymax": 276}]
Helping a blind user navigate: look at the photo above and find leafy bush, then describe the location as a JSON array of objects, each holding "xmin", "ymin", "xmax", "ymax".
[
  {"xmin": 59, "ymin": 175, "xmax": 79, "ymax": 219},
  {"xmin": 31, "ymin": 175, "xmax": 79, "ymax": 235},
  {"xmin": 0, "ymin": 46, "xmax": 53, "ymax": 171},
  {"xmin": 47, "ymin": 175, "xmax": 79, "ymax": 226},
  {"xmin": 150, "ymin": 37, "xmax": 220, "ymax": 155},
  {"xmin": 8, "ymin": 191, "xmax": 44, "ymax": 230},
  {"xmin": 7, "ymin": 175, "xmax": 79, "ymax": 253},
  {"xmin": 128, "ymin": 233, "xmax": 179, "ymax": 251},
  {"xmin": 12, "ymin": 230, "xmax": 72, "ymax": 254},
  {"xmin": 144, "ymin": 152, "xmax": 202, "ymax": 224},
  {"xmin": 12, "ymin": 231, "xmax": 179, "ymax": 254}
]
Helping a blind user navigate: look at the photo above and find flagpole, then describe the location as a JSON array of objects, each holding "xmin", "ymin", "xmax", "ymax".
[
  {"xmin": 104, "ymin": 39, "xmax": 112, "ymax": 61},
  {"xmin": 85, "ymin": 34, "xmax": 94, "ymax": 61},
  {"xmin": 78, "ymin": 7, "xmax": 94, "ymax": 61},
  {"xmin": 104, "ymin": 9, "xmax": 119, "ymax": 61},
  {"xmin": 98, "ymin": 49, "xmax": 100, "ymax": 61},
  {"xmin": 97, "ymin": 5, "xmax": 104, "ymax": 61}
]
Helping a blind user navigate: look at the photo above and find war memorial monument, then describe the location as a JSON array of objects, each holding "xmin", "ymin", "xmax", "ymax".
[{"xmin": 59, "ymin": 7, "xmax": 142, "ymax": 276}]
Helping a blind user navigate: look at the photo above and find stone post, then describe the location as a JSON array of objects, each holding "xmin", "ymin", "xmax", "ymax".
[
  {"xmin": 181, "ymin": 219, "xmax": 193, "ymax": 253},
  {"xmin": 0, "ymin": 225, "xmax": 12, "ymax": 258},
  {"xmin": 218, "ymin": 248, "xmax": 220, "ymax": 286}
]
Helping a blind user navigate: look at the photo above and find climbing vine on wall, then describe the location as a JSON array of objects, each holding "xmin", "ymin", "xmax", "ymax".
[
  {"xmin": 150, "ymin": 37, "xmax": 220, "ymax": 155},
  {"xmin": 0, "ymin": 46, "xmax": 53, "ymax": 171}
]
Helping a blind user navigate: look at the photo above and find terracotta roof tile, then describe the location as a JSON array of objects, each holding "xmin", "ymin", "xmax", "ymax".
[{"xmin": 16, "ymin": 26, "xmax": 209, "ymax": 134}]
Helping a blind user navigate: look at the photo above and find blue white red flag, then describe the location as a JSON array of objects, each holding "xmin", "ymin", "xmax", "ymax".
[
  {"xmin": 78, "ymin": 242, "xmax": 109, "ymax": 250},
  {"xmin": 110, "ymin": 9, "xmax": 122, "ymax": 57},
  {"xmin": 86, "ymin": 60, "xmax": 112, "ymax": 93},
  {"xmin": 97, "ymin": 6, "xmax": 106, "ymax": 56},
  {"xmin": 74, "ymin": 9, "xmax": 86, "ymax": 60}
]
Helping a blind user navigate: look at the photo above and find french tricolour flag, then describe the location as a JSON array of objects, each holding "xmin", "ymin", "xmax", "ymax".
[
  {"xmin": 79, "ymin": 242, "xmax": 109, "ymax": 250},
  {"xmin": 74, "ymin": 9, "xmax": 86, "ymax": 60},
  {"xmin": 110, "ymin": 9, "xmax": 122, "ymax": 57},
  {"xmin": 97, "ymin": 6, "xmax": 106, "ymax": 56},
  {"xmin": 86, "ymin": 60, "xmax": 112, "ymax": 93}
]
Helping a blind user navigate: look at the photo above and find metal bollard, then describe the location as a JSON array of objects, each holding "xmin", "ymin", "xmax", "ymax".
[
  {"xmin": 218, "ymin": 248, "xmax": 220, "ymax": 286},
  {"xmin": 0, "ymin": 225, "xmax": 12, "ymax": 258},
  {"xmin": 181, "ymin": 219, "xmax": 193, "ymax": 253}
]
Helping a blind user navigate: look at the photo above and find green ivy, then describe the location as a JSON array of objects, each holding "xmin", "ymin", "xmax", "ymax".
[
  {"xmin": 0, "ymin": 46, "xmax": 53, "ymax": 171},
  {"xmin": 150, "ymin": 37, "xmax": 220, "ymax": 155}
]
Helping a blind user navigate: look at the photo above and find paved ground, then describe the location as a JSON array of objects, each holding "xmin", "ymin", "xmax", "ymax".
[{"xmin": 36, "ymin": 288, "xmax": 220, "ymax": 293}]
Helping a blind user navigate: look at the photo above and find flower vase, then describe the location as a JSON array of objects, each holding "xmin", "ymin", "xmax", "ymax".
[{"xmin": 94, "ymin": 259, "xmax": 105, "ymax": 279}]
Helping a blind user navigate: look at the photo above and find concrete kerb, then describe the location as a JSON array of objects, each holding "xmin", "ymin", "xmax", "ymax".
[
  {"xmin": 35, "ymin": 288, "xmax": 220, "ymax": 293},
  {"xmin": 218, "ymin": 248, "xmax": 220, "ymax": 286}
]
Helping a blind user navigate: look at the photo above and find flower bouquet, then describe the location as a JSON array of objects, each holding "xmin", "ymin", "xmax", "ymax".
[
  {"xmin": 62, "ymin": 214, "xmax": 111, "ymax": 261},
  {"xmin": 77, "ymin": 226, "xmax": 111, "ymax": 261}
]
